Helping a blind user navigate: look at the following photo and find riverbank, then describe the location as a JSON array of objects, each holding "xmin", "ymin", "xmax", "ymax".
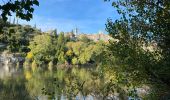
[{"xmin": 0, "ymin": 51, "xmax": 25, "ymax": 64}]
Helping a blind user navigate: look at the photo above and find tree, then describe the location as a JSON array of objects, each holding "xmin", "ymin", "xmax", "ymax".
[
  {"xmin": 79, "ymin": 35, "xmax": 91, "ymax": 43},
  {"xmin": 29, "ymin": 34, "xmax": 55, "ymax": 64},
  {"xmin": 55, "ymin": 32, "xmax": 67, "ymax": 63},
  {"xmin": 0, "ymin": 0, "xmax": 39, "ymax": 21},
  {"xmin": 0, "ymin": 24, "xmax": 40, "ymax": 53},
  {"xmin": 0, "ymin": 18, "xmax": 9, "ymax": 32},
  {"xmin": 105, "ymin": 0, "xmax": 170, "ymax": 98},
  {"xmin": 65, "ymin": 41, "xmax": 106, "ymax": 65}
]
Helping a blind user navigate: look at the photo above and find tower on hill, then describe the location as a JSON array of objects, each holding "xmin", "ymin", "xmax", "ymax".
[{"xmin": 74, "ymin": 28, "xmax": 78, "ymax": 36}]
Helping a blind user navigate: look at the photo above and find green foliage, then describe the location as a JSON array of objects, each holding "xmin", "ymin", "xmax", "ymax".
[
  {"xmin": 27, "ymin": 31, "xmax": 106, "ymax": 66},
  {"xmin": 0, "ymin": 19, "xmax": 106, "ymax": 66},
  {"xmin": 0, "ymin": 0, "xmax": 39, "ymax": 21},
  {"xmin": 0, "ymin": 18, "xmax": 9, "ymax": 32},
  {"xmin": 104, "ymin": 0, "xmax": 170, "ymax": 98},
  {"xmin": 0, "ymin": 24, "xmax": 40, "ymax": 53},
  {"xmin": 55, "ymin": 32, "xmax": 67, "ymax": 63},
  {"xmin": 29, "ymin": 34, "xmax": 55, "ymax": 64},
  {"xmin": 78, "ymin": 35, "xmax": 91, "ymax": 43},
  {"xmin": 65, "ymin": 41, "xmax": 106, "ymax": 65},
  {"xmin": 28, "ymin": 32, "xmax": 68, "ymax": 65},
  {"xmin": 72, "ymin": 57, "xmax": 78, "ymax": 65}
]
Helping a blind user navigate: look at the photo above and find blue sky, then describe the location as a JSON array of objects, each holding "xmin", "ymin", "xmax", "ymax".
[{"xmin": 10, "ymin": 0, "xmax": 119, "ymax": 33}]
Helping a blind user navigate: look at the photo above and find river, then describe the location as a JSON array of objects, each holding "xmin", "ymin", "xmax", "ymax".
[{"xmin": 0, "ymin": 63, "xmax": 122, "ymax": 100}]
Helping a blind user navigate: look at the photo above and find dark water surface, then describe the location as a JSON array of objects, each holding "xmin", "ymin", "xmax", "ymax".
[{"xmin": 0, "ymin": 64, "xmax": 117, "ymax": 100}]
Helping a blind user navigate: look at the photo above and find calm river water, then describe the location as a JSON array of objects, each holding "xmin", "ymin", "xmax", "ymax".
[{"xmin": 0, "ymin": 64, "xmax": 119, "ymax": 100}]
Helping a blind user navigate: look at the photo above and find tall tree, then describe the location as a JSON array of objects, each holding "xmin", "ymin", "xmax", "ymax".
[
  {"xmin": 29, "ymin": 34, "xmax": 54, "ymax": 64},
  {"xmin": 105, "ymin": 0, "xmax": 170, "ymax": 98},
  {"xmin": 55, "ymin": 32, "xmax": 66, "ymax": 63}
]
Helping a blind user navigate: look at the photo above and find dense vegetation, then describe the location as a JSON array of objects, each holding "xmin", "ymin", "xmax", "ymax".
[
  {"xmin": 0, "ymin": 20, "xmax": 106, "ymax": 66},
  {"xmin": 26, "ymin": 33, "xmax": 106, "ymax": 66},
  {"xmin": 103, "ymin": 0, "xmax": 170, "ymax": 99},
  {"xmin": 0, "ymin": 19, "xmax": 40, "ymax": 52},
  {"xmin": 0, "ymin": 0, "xmax": 170, "ymax": 99}
]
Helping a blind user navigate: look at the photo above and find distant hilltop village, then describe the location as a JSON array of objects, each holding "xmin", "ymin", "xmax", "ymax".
[{"xmin": 45, "ymin": 28, "xmax": 113, "ymax": 42}]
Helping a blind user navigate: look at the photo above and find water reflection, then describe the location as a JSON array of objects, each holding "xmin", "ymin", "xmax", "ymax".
[
  {"xmin": 0, "ymin": 64, "xmax": 118, "ymax": 100},
  {"xmin": 0, "ymin": 63, "xmax": 20, "ymax": 79},
  {"xmin": 0, "ymin": 63, "xmax": 32, "ymax": 100}
]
